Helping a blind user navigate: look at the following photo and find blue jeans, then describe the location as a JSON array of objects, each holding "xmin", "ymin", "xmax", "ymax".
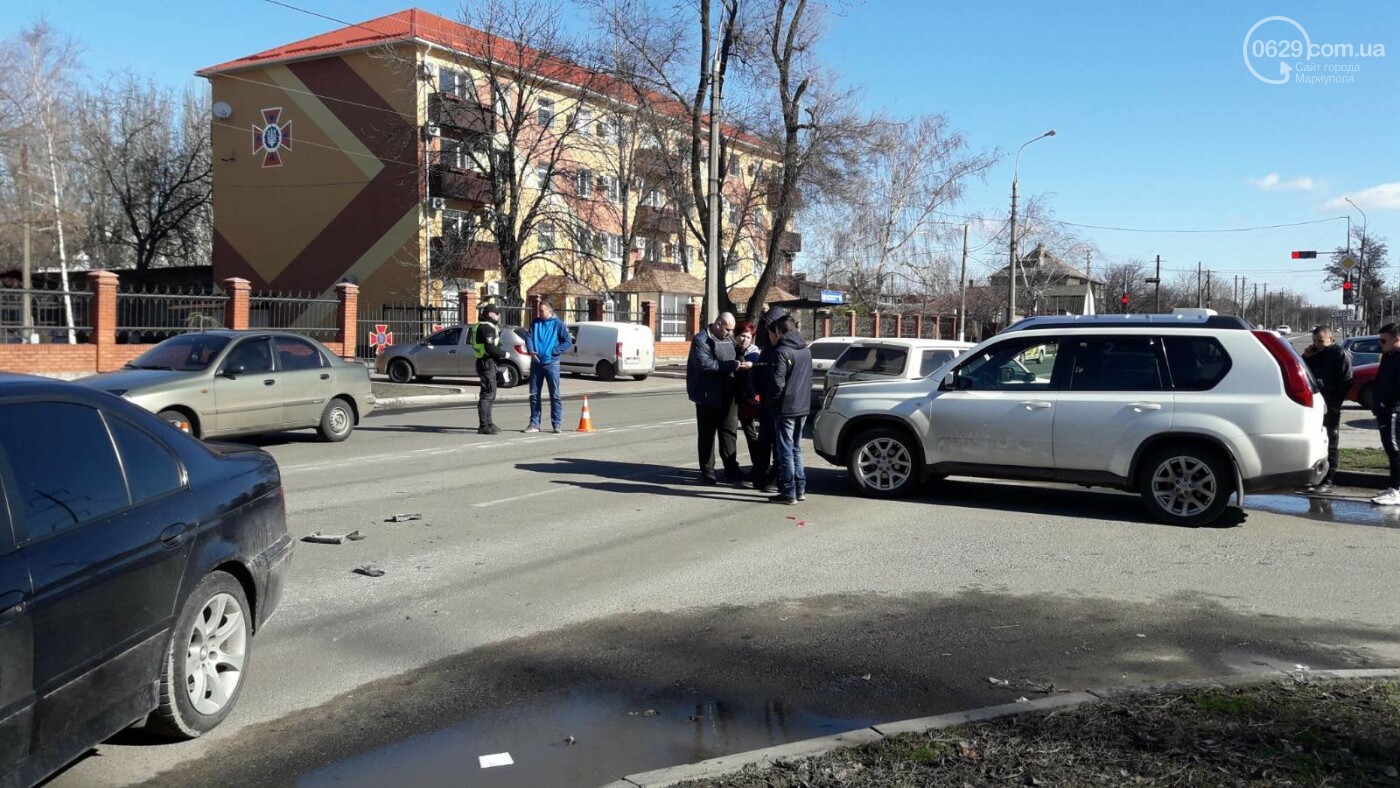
[
  {"xmin": 529, "ymin": 362, "xmax": 563, "ymax": 427},
  {"xmin": 774, "ymin": 415, "xmax": 806, "ymax": 499}
]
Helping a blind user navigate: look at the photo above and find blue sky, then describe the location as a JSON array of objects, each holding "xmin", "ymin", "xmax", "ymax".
[{"xmin": 3, "ymin": 0, "xmax": 1395, "ymax": 304}]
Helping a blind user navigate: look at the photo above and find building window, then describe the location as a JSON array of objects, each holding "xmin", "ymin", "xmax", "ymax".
[
  {"xmin": 643, "ymin": 188, "xmax": 664, "ymax": 208},
  {"xmin": 494, "ymin": 85, "xmax": 514, "ymax": 119},
  {"xmin": 442, "ymin": 137, "xmax": 483, "ymax": 172},
  {"xmin": 597, "ymin": 174, "xmax": 620, "ymax": 203},
  {"xmin": 538, "ymin": 97, "xmax": 555, "ymax": 128},
  {"xmin": 660, "ymin": 294, "xmax": 687, "ymax": 340},
  {"xmin": 536, "ymin": 164, "xmax": 551, "ymax": 191},
  {"xmin": 443, "ymin": 209, "xmax": 479, "ymax": 240},
  {"xmin": 539, "ymin": 221, "xmax": 556, "ymax": 250},
  {"xmin": 726, "ymin": 199, "xmax": 741, "ymax": 226},
  {"xmin": 597, "ymin": 116, "xmax": 615, "ymax": 141},
  {"xmin": 748, "ymin": 160, "xmax": 763, "ymax": 177},
  {"xmin": 575, "ymin": 225, "xmax": 592, "ymax": 254},
  {"xmin": 576, "ymin": 169, "xmax": 593, "ymax": 198},
  {"xmin": 727, "ymin": 154, "xmax": 740, "ymax": 177},
  {"xmin": 643, "ymin": 237, "xmax": 662, "ymax": 263},
  {"xmin": 439, "ymin": 66, "xmax": 467, "ymax": 98},
  {"xmin": 577, "ymin": 108, "xmax": 593, "ymax": 136}
]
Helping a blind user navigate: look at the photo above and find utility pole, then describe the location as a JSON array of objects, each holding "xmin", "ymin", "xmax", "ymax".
[
  {"xmin": 19, "ymin": 143, "xmax": 32, "ymax": 344},
  {"xmin": 704, "ymin": 48, "xmax": 724, "ymax": 325},
  {"xmin": 1252, "ymin": 282, "xmax": 1258, "ymax": 325},
  {"xmin": 1205, "ymin": 270, "xmax": 1212, "ymax": 308},
  {"xmin": 1196, "ymin": 262, "xmax": 1203, "ymax": 308},
  {"xmin": 1264, "ymin": 283, "xmax": 1270, "ymax": 326},
  {"xmin": 1233, "ymin": 275, "xmax": 1239, "ymax": 312},
  {"xmin": 958, "ymin": 224, "xmax": 969, "ymax": 342},
  {"xmin": 1153, "ymin": 254, "xmax": 1162, "ymax": 313},
  {"xmin": 1241, "ymin": 276, "xmax": 1248, "ymax": 321}
]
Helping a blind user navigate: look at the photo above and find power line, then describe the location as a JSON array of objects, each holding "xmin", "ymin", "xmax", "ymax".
[
  {"xmin": 946, "ymin": 209, "xmax": 1347, "ymax": 236},
  {"xmin": 214, "ymin": 71, "xmax": 420, "ymax": 123},
  {"xmin": 213, "ymin": 119, "xmax": 421, "ymax": 169}
]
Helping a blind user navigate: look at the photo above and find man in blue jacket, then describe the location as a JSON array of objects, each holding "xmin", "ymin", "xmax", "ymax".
[
  {"xmin": 764, "ymin": 314, "xmax": 813, "ymax": 504},
  {"xmin": 687, "ymin": 311, "xmax": 751, "ymax": 484},
  {"xmin": 524, "ymin": 300, "xmax": 573, "ymax": 433}
]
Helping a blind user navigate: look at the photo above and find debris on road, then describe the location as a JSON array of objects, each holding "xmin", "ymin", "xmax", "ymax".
[
  {"xmin": 687, "ymin": 714, "xmax": 702, "ymax": 722},
  {"xmin": 986, "ymin": 677, "xmax": 1010, "ymax": 686},
  {"xmin": 478, "ymin": 752, "xmax": 513, "ymax": 768},
  {"xmin": 862, "ymin": 674, "xmax": 872, "ymax": 681},
  {"xmin": 642, "ymin": 709, "xmax": 660, "ymax": 717},
  {"xmin": 354, "ymin": 565, "xmax": 386, "ymax": 578},
  {"xmin": 302, "ymin": 530, "xmax": 365, "ymax": 545},
  {"xmin": 563, "ymin": 736, "xmax": 576, "ymax": 746},
  {"xmin": 386, "ymin": 513, "xmax": 423, "ymax": 522}
]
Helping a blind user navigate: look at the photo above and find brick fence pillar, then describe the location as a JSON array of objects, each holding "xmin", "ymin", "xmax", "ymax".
[
  {"xmin": 894, "ymin": 314, "xmax": 905, "ymax": 338},
  {"xmin": 914, "ymin": 314, "xmax": 925, "ymax": 338},
  {"xmin": 872, "ymin": 312, "xmax": 883, "ymax": 338},
  {"xmin": 641, "ymin": 300, "xmax": 658, "ymax": 339},
  {"xmin": 846, "ymin": 311, "xmax": 857, "ymax": 336},
  {"xmin": 335, "ymin": 282, "xmax": 359, "ymax": 359},
  {"xmin": 933, "ymin": 314, "xmax": 943, "ymax": 340},
  {"xmin": 89, "ymin": 270, "xmax": 119, "ymax": 371},
  {"xmin": 526, "ymin": 294, "xmax": 542, "ymax": 327},
  {"xmin": 820, "ymin": 314, "xmax": 831, "ymax": 338},
  {"xmin": 462, "ymin": 288, "xmax": 479, "ymax": 325},
  {"xmin": 588, "ymin": 297, "xmax": 604, "ymax": 322},
  {"xmin": 685, "ymin": 302, "xmax": 702, "ymax": 337},
  {"xmin": 223, "ymin": 278, "xmax": 250, "ymax": 331}
]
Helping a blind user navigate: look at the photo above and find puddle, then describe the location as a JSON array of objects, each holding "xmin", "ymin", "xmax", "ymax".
[
  {"xmin": 1247, "ymin": 494, "xmax": 1400, "ymax": 529},
  {"xmin": 297, "ymin": 689, "xmax": 875, "ymax": 787}
]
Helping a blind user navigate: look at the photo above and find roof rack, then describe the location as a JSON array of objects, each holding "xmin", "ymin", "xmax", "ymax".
[{"xmin": 1002, "ymin": 314, "xmax": 1253, "ymax": 333}]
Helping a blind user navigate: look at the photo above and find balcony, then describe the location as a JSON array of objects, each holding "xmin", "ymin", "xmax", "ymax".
[
  {"xmin": 431, "ymin": 92, "xmax": 492, "ymax": 135},
  {"xmin": 778, "ymin": 230, "xmax": 803, "ymax": 254},
  {"xmin": 765, "ymin": 181, "xmax": 804, "ymax": 211},
  {"xmin": 633, "ymin": 147, "xmax": 673, "ymax": 182},
  {"xmin": 634, "ymin": 205, "xmax": 683, "ymax": 236},
  {"xmin": 431, "ymin": 168, "xmax": 493, "ymax": 205},
  {"xmin": 430, "ymin": 236, "xmax": 501, "ymax": 272}
]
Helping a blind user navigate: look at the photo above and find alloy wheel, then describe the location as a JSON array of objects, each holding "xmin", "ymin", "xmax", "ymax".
[
  {"xmin": 855, "ymin": 437, "xmax": 913, "ymax": 491},
  {"xmin": 1150, "ymin": 455, "xmax": 1218, "ymax": 518},
  {"xmin": 185, "ymin": 592, "xmax": 247, "ymax": 716}
]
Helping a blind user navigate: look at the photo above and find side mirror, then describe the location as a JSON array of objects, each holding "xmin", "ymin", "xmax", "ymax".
[
  {"xmin": 940, "ymin": 372, "xmax": 956, "ymax": 391},
  {"xmin": 221, "ymin": 364, "xmax": 244, "ymax": 379}
]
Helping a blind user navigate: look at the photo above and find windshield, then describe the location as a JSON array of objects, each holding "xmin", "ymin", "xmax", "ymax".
[
  {"xmin": 810, "ymin": 341, "xmax": 850, "ymax": 361},
  {"xmin": 127, "ymin": 334, "xmax": 232, "ymax": 372}
]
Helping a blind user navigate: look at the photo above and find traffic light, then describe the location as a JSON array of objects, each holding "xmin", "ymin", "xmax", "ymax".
[
  {"xmin": 1343, "ymin": 277, "xmax": 1355, "ymax": 305},
  {"xmin": 1291, "ymin": 251, "xmax": 1317, "ymax": 259},
  {"xmin": 1120, "ymin": 293, "xmax": 1130, "ymax": 313}
]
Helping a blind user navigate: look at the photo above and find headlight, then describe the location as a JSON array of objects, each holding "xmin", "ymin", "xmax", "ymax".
[{"xmin": 822, "ymin": 387, "xmax": 838, "ymax": 411}]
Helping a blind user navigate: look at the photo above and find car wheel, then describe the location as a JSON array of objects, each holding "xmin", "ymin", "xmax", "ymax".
[
  {"xmin": 157, "ymin": 408, "xmax": 196, "ymax": 437},
  {"xmin": 632, "ymin": 374, "xmax": 649, "ymax": 381},
  {"xmin": 147, "ymin": 572, "xmax": 250, "ymax": 739},
  {"xmin": 498, "ymin": 362, "xmax": 521, "ymax": 389},
  {"xmin": 317, "ymin": 397, "xmax": 355, "ymax": 442},
  {"xmin": 1360, "ymin": 383, "xmax": 1374, "ymax": 411},
  {"xmin": 846, "ymin": 427, "xmax": 922, "ymax": 498},
  {"xmin": 1138, "ymin": 443, "xmax": 1233, "ymax": 527},
  {"xmin": 596, "ymin": 360, "xmax": 617, "ymax": 381},
  {"xmin": 387, "ymin": 358, "xmax": 414, "ymax": 384}
]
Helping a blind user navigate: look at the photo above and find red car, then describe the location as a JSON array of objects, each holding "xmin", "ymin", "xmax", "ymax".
[{"xmin": 1348, "ymin": 362, "xmax": 1378, "ymax": 409}]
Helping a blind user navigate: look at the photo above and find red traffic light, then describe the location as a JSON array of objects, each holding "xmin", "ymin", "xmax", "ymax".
[
  {"xmin": 1343, "ymin": 279, "xmax": 1354, "ymax": 290},
  {"xmin": 1291, "ymin": 251, "xmax": 1317, "ymax": 259},
  {"xmin": 1120, "ymin": 293, "xmax": 1130, "ymax": 305}
]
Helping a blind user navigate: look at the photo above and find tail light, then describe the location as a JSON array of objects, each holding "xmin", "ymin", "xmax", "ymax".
[
  {"xmin": 514, "ymin": 344, "xmax": 526, "ymax": 355},
  {"xmin": 1253, "ymin": 330, "xmax": 1314, "ymax": 408},
  {"xmin": 616, "ymin": 342, "xmax": 624, "ymax": 360}
]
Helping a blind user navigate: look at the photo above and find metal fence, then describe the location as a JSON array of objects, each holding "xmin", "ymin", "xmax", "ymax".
[
  {"xmin": 558, "ymin": 306, "xmax": 591, "ymax": 324},
  {"xmin": 356, "ymin": 304, "xmax": 461, "ymax": 362},
  {"xmin": 0, "ymin": 284, "xmax": 94, "ymax": 344},
  {"xmin": 116, "ymin": 285, "xmax": 227, "ymax": 344},
  {"xmin": 657, "ymin": 310, "xmax": 687, "ymax": 341},
  {"xmin": 249, "ymin": 291, "xmax": 340, "ymax": 340}
]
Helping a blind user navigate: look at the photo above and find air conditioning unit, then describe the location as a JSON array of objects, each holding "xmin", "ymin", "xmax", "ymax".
[
  {"xmin": 423, "ymin": 124, "xmax": 442, "ymax": 138},
  {"xmin": 430, "ymin": 197, "xmax": 447, "ymax": 212},
  {"xmin": 486, "ymin": 281, "xmax": 501, "ymax": 296}
]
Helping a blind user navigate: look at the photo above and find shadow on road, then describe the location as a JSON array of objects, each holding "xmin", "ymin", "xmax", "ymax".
[{"xmin": 133, "ymin": 590, "xmax": 1400, "ymax": 788}]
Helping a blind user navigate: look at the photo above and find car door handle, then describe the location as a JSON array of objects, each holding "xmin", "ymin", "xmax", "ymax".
[
  {"xmin": 0, "ymin": 590, "xmax": 24, "ymax": 622},
  {"xmin": 160, "ymin": 523, "xmax": 190, "ymax": 548},
  {"xmin": 264, "ymin": 379, "xmax": 276, "ymax": 386},
  {"xmin": 320, "ymin": 373, "xmax": 330, "ymax": 380},
  {"xmin": 1131, "ymin": 402, "xmax": 1164, "ymax": 412},
  {"xmin": 1020, "ymin": 400, "xmax": 1053, "ymax": 410}
]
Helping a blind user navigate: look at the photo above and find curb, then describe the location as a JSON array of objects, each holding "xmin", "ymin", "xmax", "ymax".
[
  {"xmin": 1335, "ymin": 469, "xmax": 1387, "ymax": 488},
  {"xmin": 605, "ymin": 667, "xmax": 1400, "ymax": 788}
]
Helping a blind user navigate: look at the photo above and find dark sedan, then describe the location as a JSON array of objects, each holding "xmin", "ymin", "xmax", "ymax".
[{"xmin": 0, "ymin": 374, "xmax": 293, "ymax": 787}]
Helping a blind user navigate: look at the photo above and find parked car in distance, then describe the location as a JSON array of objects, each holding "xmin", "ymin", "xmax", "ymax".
[
  {"xmin": 376, "ymin": 323, "xmax": 530, "ymax": 388},
  {"xmin": 823, "ymin": 338, "xmax": 975, "ymax": 393},
  {"xmin": 814, "ymin": 314, "xmax": 1328, "ymax": 527},
  {"xmin": 1348, "ymin": 362, "xmax": 1378, "ymax": 409},
  {"xmin": 0, "ymin": 374, "xmax": 292, "ymax": 786},
  {"xmin": 1342, "ymin": 334, "xmax": 1381, "ymax": 367},
  {"xmin": 1276, "ymin": 325, "xmax": 1292, "ymax": 335},
  {"xmin": 561, "ymin": 321, "xmax": 656, "ymax": 380},
  {"xmin": 808, "ymin": 336, "xmax": 861, "ymax": 379},
  {"xmin": 78, "ymin": 330, "xmax": 374, "ymax": 442}
]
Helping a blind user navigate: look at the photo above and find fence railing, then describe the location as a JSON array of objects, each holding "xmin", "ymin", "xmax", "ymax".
[
  {"xmin": 559, "ymin": 307, "xmax": 590, "ymax": 324},
  {"xmin": 656, "ymin": 310, "xmax": 688, "ymax": 341},
  {"xmin": 116, "ymin": 285, "xmax": 227, "ymax": 344},
  {"xmin": 249, "ymin": 291, "xmax": 339, "ymax": 340},
  {"xmin": 356, "ymin": 304, "xmax": 461, "ymax": 362},
  {"xmin": 0, "ymin": 284, "xmax": 94, "ymax": 344}
]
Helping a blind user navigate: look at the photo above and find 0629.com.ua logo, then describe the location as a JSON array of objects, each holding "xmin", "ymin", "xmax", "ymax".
[{"xmin": 1243, "ymin": 16, "xmax": 1385, "ymax": 86}]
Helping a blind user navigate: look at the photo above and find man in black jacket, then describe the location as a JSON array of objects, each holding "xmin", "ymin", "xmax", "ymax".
[
  {"xmin": 687, "ymin": 312, "xmax": 751, "ymax": 484},
  {"xmin": 764, "ymin": 315, "xmax": 814, "ymax": 505},
  {"xmin": 1371, "ymin": 324, "xmax": 1400, "ymax": 505},
  {"xmin": 470, "ymin": 305, "xmax": 510, "ymax": 434},
  {"xmin": 1302, "ymin": 325, "xmax": 1352, "ymax": 492}
]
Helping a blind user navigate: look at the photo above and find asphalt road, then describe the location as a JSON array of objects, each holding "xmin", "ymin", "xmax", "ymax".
[{"xmin": 47, "ymin": 382, "xmax": 1400, "ymax": 787}]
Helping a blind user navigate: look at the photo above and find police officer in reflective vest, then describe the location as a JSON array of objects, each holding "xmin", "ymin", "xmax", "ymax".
[{"xmin": 470, "ymin": 304, "xmax": 509, "ymax": 434}]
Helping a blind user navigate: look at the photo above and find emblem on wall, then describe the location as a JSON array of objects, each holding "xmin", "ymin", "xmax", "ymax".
[{"xmin": 252, "ymin": 107, "xmax": 293, "ymax": 167}]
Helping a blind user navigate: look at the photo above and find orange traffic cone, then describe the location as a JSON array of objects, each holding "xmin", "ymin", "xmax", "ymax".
[{"xmin": 576, "ymin": 395, "xmax": 596, "ymax": 432}]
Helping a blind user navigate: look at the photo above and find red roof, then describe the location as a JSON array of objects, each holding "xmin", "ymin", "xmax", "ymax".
[{"xmin": 198, "ymin": 8, "xmax": 769, "ymax": 150}]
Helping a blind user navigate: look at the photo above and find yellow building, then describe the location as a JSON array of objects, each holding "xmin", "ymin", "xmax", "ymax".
[{"xmin": 198, "ymin": 8, "xmax": 800, "ymax": 316}]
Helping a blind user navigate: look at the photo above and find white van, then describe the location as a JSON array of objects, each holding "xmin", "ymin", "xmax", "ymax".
[{"xmin": 562, "ymin": 321, "xmax": 656, "ymax": 380}]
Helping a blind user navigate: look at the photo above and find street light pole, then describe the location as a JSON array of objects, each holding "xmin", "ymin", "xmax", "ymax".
[
  {"xmin": 958, "ymin": 223, "xmax": 969, "ymax": 342},
  {"xmin": 1345, "ymin": 197, "xmax": 1368, "ymax": 330},
  {"xmin": 1006, "ymin": 129, "xmax": 1055, "ymax": 327},
  {"xmin": 704, "ymin": 48, "xmax": 724, "ymax": 325}
]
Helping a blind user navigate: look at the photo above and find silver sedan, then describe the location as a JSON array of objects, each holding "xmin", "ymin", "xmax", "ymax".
[
  {"xmin": 375, "ymin": 323, "xmax": 530, "ymax": 388},
  {"xmin": 78, "ymin": 330, "xmax": 375, "ymax": 442}
]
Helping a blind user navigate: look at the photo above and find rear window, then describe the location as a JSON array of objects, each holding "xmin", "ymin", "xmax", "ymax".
[
  {"xmin": 919, "ymin": 349, "xmax": 958, "ymax": 376},
  {"xmin": 1350, "ymin": 339, "xmax": 1381, "ymax": 354},
  {"xmin": 810, "ymin": 341, "xmax": 850, "ymax": 361},
  {"xmin": 1163, "ymin": 336, "xmax": 1232, "ymax": 391},
  {"xmin": 834, "ymin": 345, "xmax": 908, "ymax": 375}
]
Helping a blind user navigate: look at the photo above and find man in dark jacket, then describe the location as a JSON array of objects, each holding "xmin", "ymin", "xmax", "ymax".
[
  {"xmin": 1301, "ymin": 325, "xmax": 1352, "ymax": 492},
  {"xmin": 1371, "ymin": 324, "xmax": 1400, "ymax": 505},
  {"xmin": 687, "ymin": 312, "xmax": 751, "ymax": 484},
  {"xmin": 470, "ymin": 304, "xmax": 510, "ymax": 434},
  {"xmin": 750, "ymin": 306, "xmax": 787, "ymax": 492},
  {"xmin": 524, "ymin": 301, "xmax": 573, "ymax": 433},
  {"xmin": 764, "ymin": 315, "xmax": 813, "ymax": 505}
]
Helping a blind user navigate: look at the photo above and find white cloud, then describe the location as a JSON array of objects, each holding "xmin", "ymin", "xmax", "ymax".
[
  {"xmin": 1250, "ymin": 172, "xmax": 1315, "ymax": 192},
  {"xmin": 1324, "ymin": 183, "xmax": 1400, "ymax": 211}
]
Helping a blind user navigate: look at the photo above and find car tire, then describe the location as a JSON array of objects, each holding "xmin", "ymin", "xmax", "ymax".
[
  {"xmin": 387, "ymin": 358, "xmax": 414, "ymax": 384},
  {"xmin": 846, "ymin": 426, "xmax": 922, "ymax": 498},
  {"xmin": 632, "ymin": 374, "xmax": 649, "ymax": 381},
  {"xmin": 157, "ymin": 408, "xmax": 196, "ymax": 437},
  {"xmin": 316, "ymin": 397, "xmax": 355, "ymax": 442},
  {"xmin": 1138, "ymin": 442, "xmax": 1233, "ymax": 527},
  {"xmin": 147, "ymin": 572, "xmax": 251, "ymax": 739},
  {"xmin": 498, "ymin": 362, "xmax": 521, "ymax": 389},
  {"xmin": 596, "ymin": 360, "xmax": 617, "ymax": 381},
  {"xmin": 1360, "ymin": 383, "xmax": 1374, "ymax": 411}
]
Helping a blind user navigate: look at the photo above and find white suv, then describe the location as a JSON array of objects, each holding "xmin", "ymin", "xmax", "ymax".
[{"xmin": 812, "ymin": 314, "xmax": 1328, "ymax": 526}]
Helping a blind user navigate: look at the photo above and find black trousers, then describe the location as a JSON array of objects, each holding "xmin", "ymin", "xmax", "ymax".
[
  {"xmin": 741, "ymin": 412, "xmax": 770, "ymax": 479},
  {"xmin": 477, "ymin": 358, "xmax": 498, "ymax": 427},
  {"xmin": 1322, "ymin": 404, "xmax": 1341, "ymax": 484},
  {"xmin": 696, "ymin": 399, "xmax": 740, "ymax": 476},
  {"xmin": 1379, "ymin": 408, "xmax": 1400, "ymax": 488}
]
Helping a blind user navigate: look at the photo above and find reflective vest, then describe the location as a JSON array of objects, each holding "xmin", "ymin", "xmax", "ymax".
[{"xmin": 469, "ymin": 322, "xmax": 496, "ymax": 360}]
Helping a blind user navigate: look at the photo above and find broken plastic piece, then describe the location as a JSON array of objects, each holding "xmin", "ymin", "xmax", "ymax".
[
  {"xmin": 386, "ymin": 513, "xmax": 422, "ymax": 522},
  {"xmin": 478, "ymin": 752, "xmax": 513, "ymax": 768},
  {"xmin": 987, "ymin": 677, "xmax": 1010, "ymax": 686},
  {"xmin": 354, "ymin": 565, "xmax": 385, "ymax": 578},
  {"xmin": 302, "ymin": 530, "xmax": 364, "ymax": 545},
  {"xmin": 642, "ymin": 709, "xmax": 659, "ymax": 717}
]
